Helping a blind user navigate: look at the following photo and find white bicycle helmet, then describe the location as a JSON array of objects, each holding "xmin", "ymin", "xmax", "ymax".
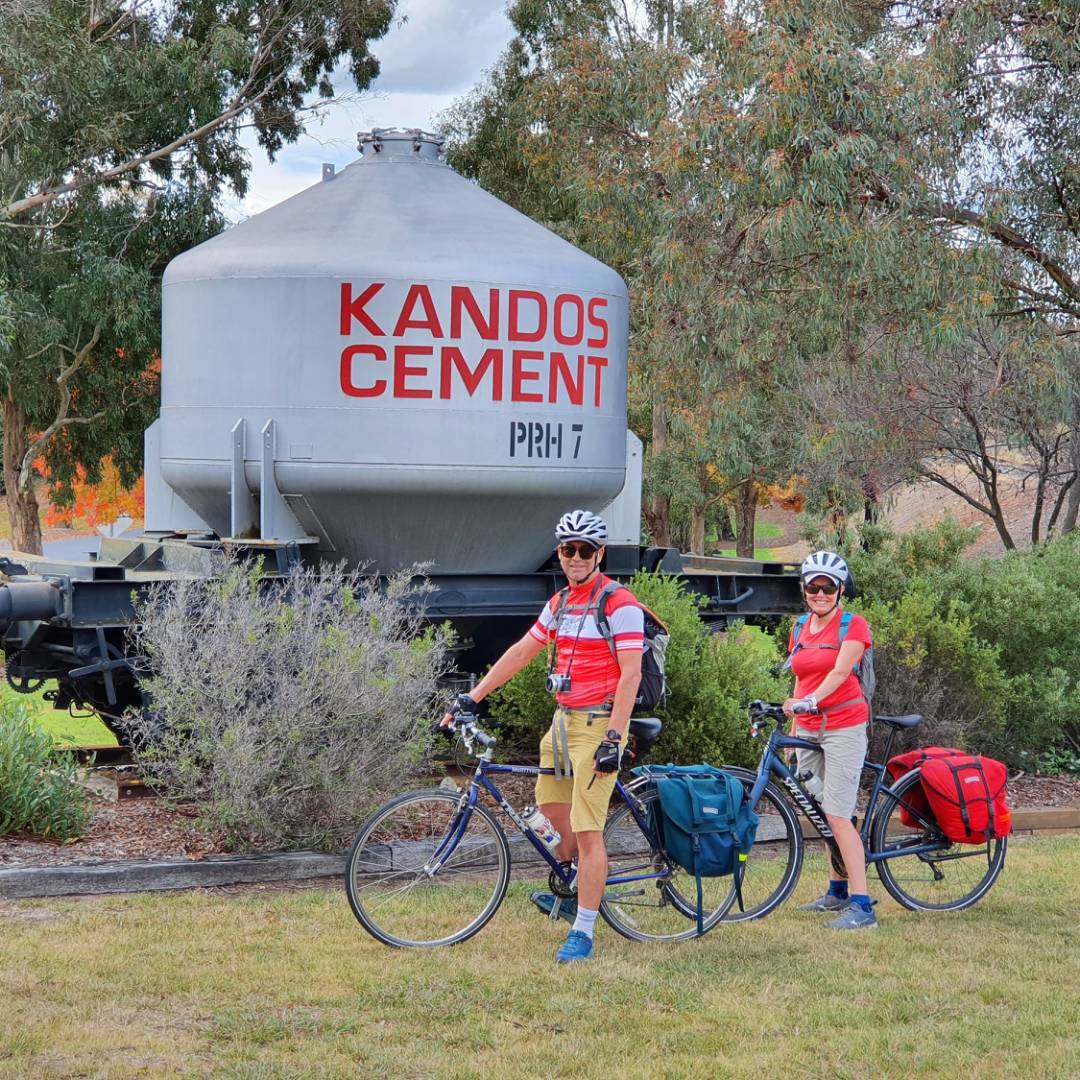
[
  {"xmin": 801, "ymin": 550, "xmax": 849, "ymax": 587},
  {"xmin": 555, "ymin": 509, "xmax": 608, "ymax": 545}
]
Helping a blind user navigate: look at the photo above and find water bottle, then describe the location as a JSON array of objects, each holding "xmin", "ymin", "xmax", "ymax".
[
  {"xmin": 522, "ymin": 806, "xmax": 561, "ymax": 852},
  {"xmin": 799, "ymin": 770, "xmax": 824, "ymax": 800}
]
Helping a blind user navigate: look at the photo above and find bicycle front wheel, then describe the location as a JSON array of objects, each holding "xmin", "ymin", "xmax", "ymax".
[
  {"xmin": 345, "ymin": 789, "xmax": 510, "ymax": 947},
  {"xmin": 719, "ymin": 766, "xmax": 804, "ymax": 921},
  {"xmin": 600, "ymin": 778, "xmax": 736, "ymax": 942},
  {"xmin": 870, "ymin": 769, "xmax": 1007, "ymax": 912}
]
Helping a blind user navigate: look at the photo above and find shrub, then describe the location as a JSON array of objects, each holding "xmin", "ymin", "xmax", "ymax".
[
  {"xmin": 125, "ymin": 559, "xmax": 451, "ymax": 851},
  {"xmin": 850, "ymin": 586, "xmax": 1012, "ymax": 760},
  {"xmin": 0, "ymin": 700, "xmax": 90, "ymax": 839},
  {"xmin": 942, "ymin": 534, "xmax": 1080, "ymax": 765},
  {"xmin": 485, "ymin": 572, "xmax": 785, "ymax": 768},
  {"xmin": 840, "ymin": 517, "xmax": 980, "ymax": 606}
]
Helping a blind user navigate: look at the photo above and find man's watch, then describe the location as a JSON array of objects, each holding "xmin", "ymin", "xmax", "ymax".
[{"xmin": 605, "ymin": 728, "xmax": 622, "ymax": 742}]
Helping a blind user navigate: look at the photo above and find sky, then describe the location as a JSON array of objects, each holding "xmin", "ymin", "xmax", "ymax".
[{"xmin": 230, "ymin": 0, "xmax": 515, "ymax": 219}]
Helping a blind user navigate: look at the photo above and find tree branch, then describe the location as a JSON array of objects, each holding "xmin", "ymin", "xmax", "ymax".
[{"xmin": 17, "ymin": 325, "xmax": 105, "ymax": 492}]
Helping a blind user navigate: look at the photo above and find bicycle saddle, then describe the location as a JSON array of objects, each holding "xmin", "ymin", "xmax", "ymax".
[
  {"xmin": 873, "ymin": 713, "xmax": 923, "ymax": 729},
  {"xmin": 629, "ymin": 717, "xmax": 662, "ymax": 741}
]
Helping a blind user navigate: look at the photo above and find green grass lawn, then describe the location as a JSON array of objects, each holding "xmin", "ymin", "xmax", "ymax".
[
  {"xmin": 0, "ymin": 683, "xmax": 118, "ymax": 747},
  {"xmin": 1, "ymin": 837, "xmax": 1076, "ymax": 1079}
]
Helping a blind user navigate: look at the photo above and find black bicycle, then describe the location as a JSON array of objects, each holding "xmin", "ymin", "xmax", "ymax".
[
  {"xmin": 344, "ymin": 712, "xmax": 739, "ymax": 947},
  {"xmin": 718, "ymin": 701, "xmax": 1008, "ymax": 920}
]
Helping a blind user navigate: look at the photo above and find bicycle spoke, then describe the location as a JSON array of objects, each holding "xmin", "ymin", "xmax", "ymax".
[
  {"xmin": 346, "ymin": 790, "xmax": 510, "ymax": 947},
  {"xmin": 871, "ymin": 772, "xmax": 1006, "ymax": 912}
]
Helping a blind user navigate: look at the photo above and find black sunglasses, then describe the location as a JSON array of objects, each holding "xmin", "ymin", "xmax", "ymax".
[
  {"xmin": 803, "ymin": 581, "xmax": 839, "ymax": 596},
  {"xmin": 558, "ymin": 542, "xmax": 598, "ymax": 559}
]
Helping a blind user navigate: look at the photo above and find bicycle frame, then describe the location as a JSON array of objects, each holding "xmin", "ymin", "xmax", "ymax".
[
  {"xmin": 436, "ymin": 755, "xmax": 671, "ymax": 893},
  {"xmin": 749, "ymin": 717, "xmax": 952, "ymax": 867}
]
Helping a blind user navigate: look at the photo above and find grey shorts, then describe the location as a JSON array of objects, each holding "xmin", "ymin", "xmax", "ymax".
[{"xmin": 795, "ymin": 722, "xmax": 868, "ymax": 819}]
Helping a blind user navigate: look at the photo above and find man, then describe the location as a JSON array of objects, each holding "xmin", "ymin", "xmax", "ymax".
[{"xmin": 437, "ymin": 509, "xmax": 644, "ymax": 963}]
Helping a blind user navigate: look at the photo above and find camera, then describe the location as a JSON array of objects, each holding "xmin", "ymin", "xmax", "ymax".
[{"xmin": 545, "ymin": 673, "xmax": 572, "ymax": 693}]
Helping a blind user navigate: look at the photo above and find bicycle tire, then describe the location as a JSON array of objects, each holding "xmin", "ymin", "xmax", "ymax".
[
  {"xmin": 345, "ymin": 788, "xmax": 511, "ymax": 948},
  {"xmin": 718, "ymin": 765, "xmax": 804, "ymax": 921},
  {"xmin": 870, "ymin": 768, "xmax": 1007, "ymax": 912},
  {"xmin": 600, "ymin": 777, "xmax": 737, "ymax": 942}
]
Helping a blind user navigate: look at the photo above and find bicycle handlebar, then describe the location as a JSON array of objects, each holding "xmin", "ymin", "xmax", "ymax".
[{"xmin": 449, "ymin": 714, "xmax": 496, "ymax": 753}]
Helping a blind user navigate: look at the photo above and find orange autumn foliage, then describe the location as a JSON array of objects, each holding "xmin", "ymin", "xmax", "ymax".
[
  {"xmin": 39, "ymin": 457, "xmax": 144, "ymax": 529},
  {"xmin": 765, "ymin": 475, "xmax": 807, "ymax": 513}
]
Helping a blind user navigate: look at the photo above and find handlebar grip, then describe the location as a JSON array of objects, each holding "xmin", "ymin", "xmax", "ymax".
[{"xmin": 474, "ymin": 729, "xmax": 496, "ymax": 748}]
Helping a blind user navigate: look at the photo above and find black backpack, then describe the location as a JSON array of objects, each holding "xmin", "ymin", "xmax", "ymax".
[{"xmin": 550, "ymin": 581, "xmax": 670, "ymax": 712}]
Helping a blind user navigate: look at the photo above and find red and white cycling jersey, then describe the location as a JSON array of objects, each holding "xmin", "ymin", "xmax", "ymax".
[{"xmin": 528, "ymin": 574, "xmax": 644, "ymax": 709}]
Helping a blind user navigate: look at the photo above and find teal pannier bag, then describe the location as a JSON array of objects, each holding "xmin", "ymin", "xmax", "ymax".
[{"xmin": 633, "ymin": 763, "xmax": 758, "ymax": 935}]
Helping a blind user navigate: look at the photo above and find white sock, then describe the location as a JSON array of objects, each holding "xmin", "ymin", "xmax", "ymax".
[{"xmin": 572, "ymin": 906, "xmax": 599, "ymax": 939}]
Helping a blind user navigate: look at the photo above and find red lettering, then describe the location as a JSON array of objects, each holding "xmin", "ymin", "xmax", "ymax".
[
  {"xmin": 508, "ymin": 290, "xmax": 547, "ymax": 342},
  {"xmin": 548, "ymin": 352, "xmax": 584, "ymax": 405},
  {"xmin": 586, "ymin": 355, "xmax": 608, "ymax": 407},
  {"xmin": 394, "ymin": 345, "xmax": 434, "ymax": 399},
  {"xmin": 393, "ymin": 284, "xmax": 443, "ymax": 336},
  {"xmin": 340, "ymin": 282, "xmax": 385, "ymax": 336},
  {"xmin": 450, "ymin": 286, "xmax": 500, "ymax": 340},
  {"xmin": 340, "ymin": 344, "xmax": 387, "ymax": 397},
  {"xmin": 553, "ymin": 294, "xmax": 585, "ymax": 346},
  {"xmin": 511, "ymin": 349, "xmax": 544, "ymax": 402},
  {"xmin": 586, "ymin": 297, "xmax": 609, "ymax": 348},
  {"xmin": 440, "ymin": 346, "xmax": 504, "ymax": 400}
]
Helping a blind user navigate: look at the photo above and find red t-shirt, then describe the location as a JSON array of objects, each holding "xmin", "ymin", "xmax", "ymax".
[
  {"xmin": 529, "ymin": 574, "xmax": 644, "ymax": 709},
  {"xmin": 787, "ymin": 609, "xmax": 871, "ymax": 730}
]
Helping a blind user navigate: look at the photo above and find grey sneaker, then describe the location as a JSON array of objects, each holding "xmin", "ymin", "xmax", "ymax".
[
  {"xmin": 530, "ymin": 890, "xmax": 577, "ymax": 924},
  {"xmin": 797, "ymin": 893, "xmax": 849, "ymax": 912},
  {"xmin": 824, "ymin": 903, "xmax": 878, "ymax": 930}
]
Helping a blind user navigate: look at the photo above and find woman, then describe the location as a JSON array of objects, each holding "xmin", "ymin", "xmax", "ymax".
[{"xmin": 783, "ymin": 550, "xmax": 876, "ymax": 930}]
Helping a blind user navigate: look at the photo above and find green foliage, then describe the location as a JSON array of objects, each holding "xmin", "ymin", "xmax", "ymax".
[
  {"xmin": 486, "ymin": 572, "xmax": 785, "ymax": 767},
  {"xmin": 0, "ymin": 700, "xmax": 90, "ymax": 840},
  {"xmin": 1034, "ymin": 747, "xmax": 1080, "ymax": 777},
  {"xmin": 839, "ymin": 517, "xmax": 981, "ymax": 606},
  {"xmin": 943, "ymin": 534, "xmax": 1080, "ymax": 765},
  {"xmin": 850, "ymin": 586, "xmax": 1011, "ymax": 758}
]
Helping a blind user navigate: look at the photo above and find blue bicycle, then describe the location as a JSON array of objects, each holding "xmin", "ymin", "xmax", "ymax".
[
  {"xmin": 345, "ymin": 713, "xmax": 739, "ymax": 947},
  {"xmin": 718, "ymin": 701, "xmax": 1008, "ymax": 921}
]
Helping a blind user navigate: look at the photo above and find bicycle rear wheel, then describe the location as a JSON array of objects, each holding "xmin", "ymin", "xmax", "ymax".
[
  {"xmin": 718, "ymin": 766, "xmax": 804, "ymax": 921},
  {"xmin": 870, "ymin": 769, "xmax": 1007, "ymax": 911},
  {"xmin": 345, "ymin": 789, "xmax": 510, "ymax": 947},
  {"xmin": 600, "ymin": 778, "xmax": 736, "ymax": 942}
]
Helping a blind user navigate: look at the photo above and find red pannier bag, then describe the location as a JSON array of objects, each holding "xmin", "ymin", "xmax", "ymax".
[
  {"xmin": 919, "ymin": 754, "xmax": 1012, "ymax": 844},
  {"xmin": 886, "ymin": 747, "xmax": 964, "ymax": 827}
]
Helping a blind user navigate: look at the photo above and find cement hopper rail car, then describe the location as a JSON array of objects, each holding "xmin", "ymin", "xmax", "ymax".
[{"xmin": 0, "ymin": 129, "xmax": 801, "ymax": 742}]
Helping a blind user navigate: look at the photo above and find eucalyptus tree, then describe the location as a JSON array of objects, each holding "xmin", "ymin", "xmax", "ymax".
[{"xmin": 0, "ymin": 0, "xmax": 395, "ymax": 552}]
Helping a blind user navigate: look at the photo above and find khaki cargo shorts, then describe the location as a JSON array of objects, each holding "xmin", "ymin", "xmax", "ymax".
[
  {"xmin": 794, "ymin": 722, "xmax": 868, "ymax": 820},
  {"xmin": 535, "ymin": 706, "xmax": 615, "ymax": 834}
]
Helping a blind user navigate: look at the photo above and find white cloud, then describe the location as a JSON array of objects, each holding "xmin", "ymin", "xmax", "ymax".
[{"xmin": 225, "ymin": 0, "xmax": 512, "ymax": 221}]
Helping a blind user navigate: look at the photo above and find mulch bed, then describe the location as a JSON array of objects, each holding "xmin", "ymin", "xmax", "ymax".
[
  {"xmin": 1, "ymin": 771, "xmax": 1077, "ymax": 872},
  {"xmin": 0, "ymin": 798, "xmax": 230, "ymax": 869}
]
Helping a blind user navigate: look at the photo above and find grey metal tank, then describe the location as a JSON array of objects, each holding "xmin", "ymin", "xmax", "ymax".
[{"xmin": 148, "ymin": 128, "xmax": 631, "ymax": 573}]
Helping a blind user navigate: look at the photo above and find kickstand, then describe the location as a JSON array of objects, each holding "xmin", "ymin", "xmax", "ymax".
[{"xmin": 551, "ymin": 897, "xmax": 563, "ymax": 920}]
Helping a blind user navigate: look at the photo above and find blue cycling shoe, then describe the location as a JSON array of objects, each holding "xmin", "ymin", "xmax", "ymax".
[
  {"xmin": 555, "ymin": 929, "xmax": 594, "ymax": 963},
  {"xmin": 530, "ymin": 890, "xmax": 577, "ymax": 923},
  {"xmin": 825, "ymin": 903, "xmax": 878, "ymax": 930}
]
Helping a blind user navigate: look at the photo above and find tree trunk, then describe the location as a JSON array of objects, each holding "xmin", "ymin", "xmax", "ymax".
[
  {"xmin": 649, "ymin": 396, "xmax": 671, "ymax": 547},
  {"xmin": 3, "ymin": 394, "xmax": 43, "ymax": 555},
  {"xmin": 1062, "ymin": 396, "xmax": 1080, "ymax": 534},
  {"xmin": 689, "ymin": 507, "xmax": 705, "ymax": 554},
  {"xmin": 734, "ymin": 479, "xmax": 757, "ymax": 559}
]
